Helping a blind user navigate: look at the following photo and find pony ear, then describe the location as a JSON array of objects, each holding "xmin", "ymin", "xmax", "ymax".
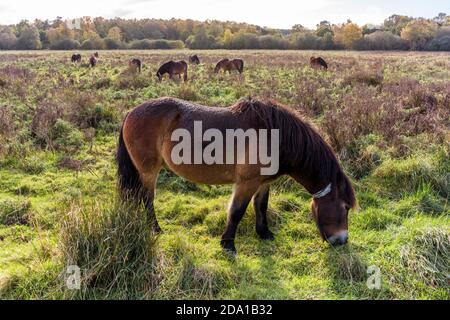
[{"xmin": 336, "ymin": 171, "xmax": 357, "ymax": 209}]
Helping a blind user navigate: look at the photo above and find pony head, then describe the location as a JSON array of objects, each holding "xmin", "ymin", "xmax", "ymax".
[{"xmin": 310, "ymin": 172, "xmax": 356, "ymax": 246}]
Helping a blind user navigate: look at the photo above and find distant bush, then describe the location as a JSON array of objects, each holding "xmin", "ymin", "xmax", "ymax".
[
  {"xmin": 0, "ymin": 30, "xmax": 17, "ymax": 50},
  {"xmin": 258, "ymin": 35, "xmax": 290, "ymax": 49},
  {"xmin": 16, "ymin": 26, "xmax": 42, "ymax": 50},
  {"xmin": 81, "ymin": 38, "xmax": 105, "ymax": 50},
  {"xmin": 355, "ymin": 31, "xmax": 409, "ymax": 50},
  {"xmin": 291, "ymin": 32, "xmax": 323, "ymax": 50},
  {"xmin": 128, "ymin": 39, "xmax": 184, "ymax": 49},
  {"xmin": 227, "ymin": 33, "xmax": 259, "ymax": 49},
  {"xmin": 426, "ymin": 27, "xmax": 450, "ymax": 51},
  {"xmin": 103, "ymin": 37, "xmax": 124, "ymax": 50},
  {"xmin": 50, "ymin": 39, "xmax": 81, "ymax": 50}
]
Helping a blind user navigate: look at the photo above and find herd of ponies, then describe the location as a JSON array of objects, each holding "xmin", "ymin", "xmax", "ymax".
[{"xmin": 70, "ymin": 52, "xmax": 329, "ymax": 82}]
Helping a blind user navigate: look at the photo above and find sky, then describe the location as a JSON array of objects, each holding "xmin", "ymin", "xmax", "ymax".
[{"xmin": 0, "ymin": 0, "xmax": 448, "ymax": 29}]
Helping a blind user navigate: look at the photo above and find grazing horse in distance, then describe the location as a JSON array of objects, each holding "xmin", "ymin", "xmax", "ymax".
[
  {"xmin": 129, "ymin": 58, "xmax": 142, "ymax": 73},
  {"xmin": 214, "ymin": 58, "xmax": 244, "ymax": 74},
  {"xmin": 117, "ymin": 97, "xmax": 356, "ymax": 254},
  {"xmin": 89, "ymin": 54, "xmax": 98, "ymax": 68},
  {"xmin": 94, "ymin": 52, "xmax": 99, "ymax": 58},
  {"xmin": 189, "ymin": 55, "xmax": 200, "ymax": 65},
  {"xmin": 156, "ymin": 60, "xmax": 188, "ymax": 82},
  {"xmin": 71, "ymin": 54, "xmax": 81, "ymax": 63},
  {"xmin": 310, "ymin": 57, "xmax": 328, "ymax": 70}
]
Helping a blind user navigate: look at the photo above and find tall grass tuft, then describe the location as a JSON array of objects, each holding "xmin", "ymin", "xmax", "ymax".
[
  {"xmin": 59, "ymin": 199, "xmax": 157, "ymax": 299},
  {"xmin": 400, "ymin": 228, "xmax": 450, "ymax": 289}
]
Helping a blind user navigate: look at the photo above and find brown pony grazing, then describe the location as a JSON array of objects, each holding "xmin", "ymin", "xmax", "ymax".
[
  {"xmin": 189, "ymin": 55, "xmax": 200, "ymax": 65},
  {"xmin": 117, "ymin": 97, "xmax": 356, "ymax": 254},
  {"xmin": 310, "ymin": 56, "xmax": 328, "ymax": 70},
  {"xmin": 89, "ymin": 55, "xmax": 98, "ymax": 68},
  {"xmin": 71, "ymin": 54, "xmax": 81, "ymax": 63},
  {"xmin": 129, "ymin": 58, "xmax": 142, "ymax": 73},
  {"xmin": 214, "ymin": 58, "xmax": 244, "ymax": 74},
  {"xmin": 156, "ymin": 60, "xmax": 188, "ymax": 82}
]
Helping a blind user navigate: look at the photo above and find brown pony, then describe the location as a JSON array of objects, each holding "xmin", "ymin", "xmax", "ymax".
[
  {"xmin": 89, "ymin": 55, "xmax": 98, "ymax": 68},
  {"xmin": 214, "ymin": 58, "xmax": 244, "ymax": 74},
  {"xmin": 310, "ymin": 56, "xmax": 328, "ymax": 70},
  {"xmin": 129, "ymin": 58, "xmax": 142, "ymax": 73},
  {"xmin": 117, "ymin": 98, "xmax": 356, "ymax": 254},
  {"xmin": 71, "ymin": 54, "xmax": 81, "ymax": 63},
  {"xmin": 156, "ymin": 60, "xmax": 188, "ymax": 82},
  {"xmin": 189, "ymin": 55, "xmax": 200, "ymax": 65}
]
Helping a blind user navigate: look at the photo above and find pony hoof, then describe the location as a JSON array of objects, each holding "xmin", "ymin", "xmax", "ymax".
[
  {"xmin": 258, "ymin": 230, "xmax": 275, "ymax": 241},
  {"xmin": 220, "ymin": 239, "xmax": 237, "ymax": 255}
]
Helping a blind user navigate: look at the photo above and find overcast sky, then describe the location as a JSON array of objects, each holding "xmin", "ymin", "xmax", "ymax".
[{"xmin": 0, "ymin": 0, "xmax": 448, "ymax": 29}]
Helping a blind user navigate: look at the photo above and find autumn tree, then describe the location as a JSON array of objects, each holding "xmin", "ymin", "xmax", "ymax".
[
  {"xmin": 107, "ymin": 26, "xmax": 123, "ymax": 42},
  {"xmin": 0, "ymin": 28, "xmax": 17, "ymax": 49},
  {"xmin": 401, "ymin": 19, "xmax": 438, "ymax": 50},
  {"xmin": 16, "ymin": 26, "xmax": 42, "ymax": 50},
  {"xmin": 333, "ymin": 22, "xmax": 363, "ymax": 49}
]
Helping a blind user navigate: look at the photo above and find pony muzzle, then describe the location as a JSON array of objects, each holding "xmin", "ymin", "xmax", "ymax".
[{"xmin": 326, "ymin": 230, "xmax": 348, "ymax": 246}]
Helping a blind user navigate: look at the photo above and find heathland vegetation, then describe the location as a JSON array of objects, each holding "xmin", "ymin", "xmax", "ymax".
[
  {"xmin": 0, "ymin": 50, "xmax": 448, "ymax": 299},
  {"xmin": 0, "ymin": 13, "xmax": 450, "ymax": 51}
]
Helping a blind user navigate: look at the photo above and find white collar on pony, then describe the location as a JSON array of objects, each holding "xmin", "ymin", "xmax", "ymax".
[{"xmin": 312, "ymin": 183, "xmax": 332, "ymax": 199}]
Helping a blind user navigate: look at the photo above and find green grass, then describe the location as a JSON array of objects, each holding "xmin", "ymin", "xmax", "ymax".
[{"xmin": 0, "ymin": 50, "xmax": 448, "ymax": 300}]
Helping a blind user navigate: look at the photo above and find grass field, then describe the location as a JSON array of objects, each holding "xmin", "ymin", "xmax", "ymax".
[{"xmin": 0, "ymin": 50, "xmax": 448, "ymax": 300}]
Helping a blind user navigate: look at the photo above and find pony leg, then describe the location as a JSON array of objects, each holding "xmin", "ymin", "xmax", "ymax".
[
  {"xmin": 253, "ymin": 184, "xmax": 274, "ymax": 240},
  {"xmin": 141, "ymin": 171, "xmax": 162, "ymax": 233},
  {"xmin": 221, "ymin": 180, "xmax": 260, "ymax": 253}
]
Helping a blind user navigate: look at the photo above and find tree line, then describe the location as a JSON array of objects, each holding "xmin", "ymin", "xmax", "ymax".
[{"xmin": 0, "ymin": 13, "xmax": 449, "ymax": 51}]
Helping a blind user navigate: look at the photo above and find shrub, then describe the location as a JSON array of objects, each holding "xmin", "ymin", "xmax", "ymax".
[
  {"xmin": 355, "ymin": 31, "xmax": 409, "ymax": 50},
  {"xmin": 31, "ymin": 103, "xmax": 65, "ymax": 149},
  {"xmin": 50, "ymin": 39, "xmax": 80, "ymax": 50},
  {"xmin": 103, "ymin": 37, "xmax": 123, "ymax": 50},
  {"xmin": 322, "ymin": 86, "xmax": 400, "ymax": 152},
  {"xmin": 0, "ymin": 198, "xmax": 31, "ymax": 226},
  {"xmin": 128, "ymin": 39, "xmax": 184, "ymax": 50},
  {"xmin": 81, "ymin": 38, "xmax": 105, "ymax": 50},
  {"xmin": 343, "ymin": 70, "xmax": 383, "ymax": 87},
  {"xmin": 258, "ymin": 35, "xmax": 289, "ymax": 49},
  {"xmin": 59, "ymin": 200, "xmax": 156, "ymax": 297},
  {"xmin": 51, "ymin": 119, "xmax": 84, "ymax": 151},
  {"xmin": 292, "ymin": 32, "xmax": 324, "ymax": 50}
]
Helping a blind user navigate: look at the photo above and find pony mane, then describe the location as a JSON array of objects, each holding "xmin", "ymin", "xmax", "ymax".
[{"xmin": 230, "ymin": 99, "xmax": 356, "ymax": 207}]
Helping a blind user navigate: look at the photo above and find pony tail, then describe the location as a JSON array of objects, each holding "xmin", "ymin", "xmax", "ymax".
[
  {"xmin": 116, "ymin": 124, "xmax": 144, "ymax": 202},
  {"xmin": 239, "ymin": 60, "xmax": 244, "ymax": 73}
]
